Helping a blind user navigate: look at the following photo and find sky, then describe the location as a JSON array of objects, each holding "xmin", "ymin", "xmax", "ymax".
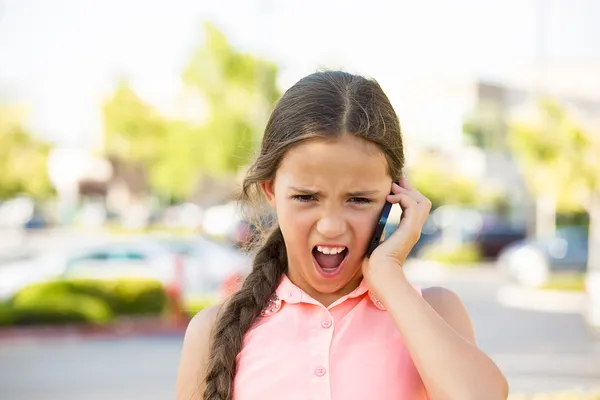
[{"xmin": 0, "ymin": 0, "xmax": 599, "ymax": 148}]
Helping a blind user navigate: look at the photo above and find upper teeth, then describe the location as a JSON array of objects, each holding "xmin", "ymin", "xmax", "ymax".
[{"xmin": 316, "ymin": 246, "xmax": 346, "ymax": 255}]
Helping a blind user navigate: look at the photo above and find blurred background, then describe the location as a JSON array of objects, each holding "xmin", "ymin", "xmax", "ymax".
[{"xmin": 1, "ymin": 0, "xmax": 600, "ymax": 399}]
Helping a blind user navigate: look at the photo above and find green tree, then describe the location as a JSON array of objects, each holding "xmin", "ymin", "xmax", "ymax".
[
  {"xmin": 182, "ymin": 21, "xmax": 280, "ymax": 176},
  {"xmin": 148, "ymin": 120, "xmax": 205, "ymax": 201},
  {"xmin": 509, "ymin": 99, "xmax": 600, "ymax": 272},
  {"xmin": 564, "ymin": 109, "xmax": 600, "ymax": 274},
  {"xmin": 102, "ymin": 80, "xmax": 167, "ymax": 165},
  {"xmin": 101, "ymin": 23, "xmax": 281, "ymax": 201},
  {"xmin": 508, "ymin": 99, "xmax": 579, "ymax": 237},
  {"xmin": 0, "ymin": 106, "xmax": 54, "ymax": 199},
  {"xmin": 409, "ymin": 152, "xmax": 481, "ymax": 208},
  {"xmin": 462, "ymin": 101, "xmax": 506, "ymax": 151}
]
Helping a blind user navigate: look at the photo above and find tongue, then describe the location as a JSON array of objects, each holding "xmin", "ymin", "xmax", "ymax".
[{"xmin": 314, "ymin": 250, "xmax": 346, "ymax": 269}]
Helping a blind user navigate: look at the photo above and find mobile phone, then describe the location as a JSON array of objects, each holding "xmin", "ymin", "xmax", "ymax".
[{"xmin": 365, "ymin": 182, "xmax": 398, "ymax": 257}]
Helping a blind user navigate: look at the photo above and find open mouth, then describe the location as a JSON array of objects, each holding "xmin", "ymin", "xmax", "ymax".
[{"xmin": 312, "ymin": 245, "xmax": 349, "ymax": 277}]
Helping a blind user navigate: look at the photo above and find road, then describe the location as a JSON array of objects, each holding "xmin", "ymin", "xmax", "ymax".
[
  {"xmin": 1, "ymin": 266, "xmax": 599, "ymax": 399},
  {"xmin": 415, "ymin": 267, "xmax": 600, "ymax": 395}
]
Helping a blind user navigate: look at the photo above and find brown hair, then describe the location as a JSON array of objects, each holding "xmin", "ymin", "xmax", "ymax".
[{"xmin": 202, "ymin": 70, "xmax": 405, "ymax": 399}]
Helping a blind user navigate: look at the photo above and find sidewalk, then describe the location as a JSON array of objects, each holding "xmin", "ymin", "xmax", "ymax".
[
  {"xmin": 0, "ymin": 316, "xmax": 189, "ymax": 344},
  {"xmin": 404, "ymin": 258, "xmax": 587, "ymax": 314}
]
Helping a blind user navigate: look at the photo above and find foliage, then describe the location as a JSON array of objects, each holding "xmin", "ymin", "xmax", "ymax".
[
  {"xmin": 0, "ymin": 106, "xmax": 54, "ymax": 199},
  {"xmin": 3, "ymin": 292, "xmax": 113, "ymax": 326},
  {"xmin": 181, "ymin": 21, "xmax": 280, "ymax": 176},
  {"xmin": 101, "ymin": 22, "xmax": 280, "ymax": 201},
  {"xmin": 0, "ymin": 278, "xmax": 168, "ymax": 326},
  {"xmin": 508, "ymin": 99, "xmax": 591, "ymax": 213},
  {"xmin": 409, "ymin": 152, "xmax": 482, "ymax": 208},
  {"xmin": 508, "ymin": 99, "xmax": 600, "ymax": 272},
  {"xmin": 539, "ymin": 273, "xmax": 586, "ymax": 292},
  {"xmin": 102, "ymin": 81, "xmax": 167, "ymax": 165},
  {"xmin": 420, "ymin": 243, "xmax": 482, "ymax": 265},
  {"xmin": 462, "ymin": 101, "xmax": 506, "ymax": 150},
  {"xmin": 183, "ymin": 295, "xmax": 218, "ymax": 316}
]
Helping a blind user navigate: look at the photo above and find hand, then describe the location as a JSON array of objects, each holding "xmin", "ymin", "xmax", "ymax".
[{"xmin": 362, "ymin": 178, "xmax": 432, "ymax": 297}]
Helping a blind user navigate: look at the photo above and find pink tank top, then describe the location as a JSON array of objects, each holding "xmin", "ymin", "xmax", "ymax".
[{"xmin": 233, "ymin": 274, "xmax": 429, "ymax": 399}]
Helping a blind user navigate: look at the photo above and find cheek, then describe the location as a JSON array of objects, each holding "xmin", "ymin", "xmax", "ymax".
[
  {"xmin": 276, "ymin": 201, "xmax": 314, "ymax": 239},
  {"xmin": 348, "ymin": 208, "xmax": 380, "ymax": 242}
]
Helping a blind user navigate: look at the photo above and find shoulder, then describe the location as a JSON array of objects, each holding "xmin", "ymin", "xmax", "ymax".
[
  {"xmin": 421, "ymin": 286, "xmax": 476, "ymax": 344},
  {"xmin": 176, "ymin": 303, "xmax": 224, "ymax": 400},
  {"xmin": 186, "ymin": 303, "xmax": 223, "ymax": 339}
]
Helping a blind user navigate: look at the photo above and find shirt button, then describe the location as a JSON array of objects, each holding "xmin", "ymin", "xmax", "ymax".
[
  {"xmin": 314, "ymin": 366, "xmax": 326, "ymax": 377},
  {"xmin": 321, "ymin": 319, "xmax": 332, "ymax": 328}
]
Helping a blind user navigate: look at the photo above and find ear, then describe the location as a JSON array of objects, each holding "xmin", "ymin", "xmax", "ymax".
[{"xmin": 260, "ymin": 180, "xmax": 277, "ymax": 209}]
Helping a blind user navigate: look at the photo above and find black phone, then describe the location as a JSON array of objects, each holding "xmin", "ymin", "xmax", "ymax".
[{"xmin": 365, "ymin": 182, "xmax": 398, "ymax": 258}]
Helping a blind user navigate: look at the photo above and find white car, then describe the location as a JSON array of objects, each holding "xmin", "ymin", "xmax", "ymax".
[
  {"xmin": 144, "ymin": 236, "xmax": 252, "ymax": 297},
  {"xmin": 0, "ymin": 241, "xmax": 178, "ymax": 300}
]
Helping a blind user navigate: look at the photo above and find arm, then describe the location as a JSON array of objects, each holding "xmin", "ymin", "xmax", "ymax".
[
  {"xmin": 363, "ymin": 179, "xmax": 508, "ymax": 400},
  {"xmin": 176, "ymin": 304, "xmax": 222, "ymax": 400},
  {"xmin": 379, "ymin": 279, "xmax": 508, "ymax": 400}
]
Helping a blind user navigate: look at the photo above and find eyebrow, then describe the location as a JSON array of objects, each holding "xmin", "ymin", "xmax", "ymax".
[{"xmin": 288, "ymin": 186, "xmax": 380, "ymax": 197}]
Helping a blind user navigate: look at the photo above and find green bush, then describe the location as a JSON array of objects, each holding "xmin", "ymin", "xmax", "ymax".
[
  {"xmin": 0, "ymin": 302, "xmax": 15, "ymax": 326},
  {"xmin": 12, "ymin": 278, "xmax": 167, "ymax": 316},
  {"xmin": 539, "ymin": 273, "xmax": 586, "ymax": 292},
  {"xmin": 1, "ymin": 278, "xmax": 169, "ymax": 326},
  {"xmin": 66, "ymin": 279, "xmax": 167, "ymax": 315},
  {"xmin": 183, "ymin": 296, "xmax": 218, "ymax": 316},
  {"xmin": 420, "ymin": 243, "xmax": 482, "ymax": 265},
  {"xmin": 7, "ymin": 292, "xmax": 113, "ymax": 326}
]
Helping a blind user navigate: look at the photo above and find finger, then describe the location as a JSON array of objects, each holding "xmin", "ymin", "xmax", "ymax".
[
  {"xmin": 398, "ymin": 176, "xmax": 412, "ymax": 190},
  {"xmin": 390, "ymin": 181, "xmax": 405, "ymax": 194},
  {"xmin": 387, "ymin": 189, "xmax": 418, "ymax": 208},
  {"xmin": 391, "ymin": 193, "xmax": 430, "ymax": 230},
  {"xmin": 389, "ymin": 193, "xmax": 419, "ymax": 224},
  {"xmin": 378, "ymin": 193, "xmax": 422, "ymax": 253},
  {"xmin": 395, "ymin": 179, "xmax": 430, "ymax": 206}
]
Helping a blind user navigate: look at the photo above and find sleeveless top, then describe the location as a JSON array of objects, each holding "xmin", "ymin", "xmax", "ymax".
[{"xmin": 233, "ymin": 274, "xmax": 429, "ymax": 399}]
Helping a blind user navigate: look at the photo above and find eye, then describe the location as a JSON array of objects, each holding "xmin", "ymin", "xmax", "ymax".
[
  {"xmin": 349, "ymin": 197, "xmax": 372, "ymax": 205},
  {"xmin": 292, "ymin": 194, "xmax": 316, "ymax": 203}
]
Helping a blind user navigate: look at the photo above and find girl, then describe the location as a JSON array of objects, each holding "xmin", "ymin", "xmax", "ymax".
[{"xmin": 176, "ymin": 71, "xmax": 508, "ymax": 400}]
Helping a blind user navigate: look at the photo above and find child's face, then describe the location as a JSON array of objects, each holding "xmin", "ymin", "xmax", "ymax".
[{"xmin": 261, "ymin": 135, "xmax": 392, "ymax": 301}]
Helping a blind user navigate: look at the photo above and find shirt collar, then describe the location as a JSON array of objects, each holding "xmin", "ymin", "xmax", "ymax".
[{"xmin": 273, "ymin": 274, "xmax": 386, "ymax": 310}]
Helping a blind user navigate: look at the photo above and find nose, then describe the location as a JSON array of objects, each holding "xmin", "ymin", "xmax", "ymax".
[{"xmin": 316, "ymin": 213, "xmax": 347, "ymax": 239}]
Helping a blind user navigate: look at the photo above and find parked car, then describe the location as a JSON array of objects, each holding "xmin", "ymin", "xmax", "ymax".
[
  {"xmin": 392, "ymin": 207, "xmax": 525, "ymax": 260},
  {"xmin": 497, "ymin": 225, "xmax": 588, "ymax": 287},
  {"xmin": 0, "ymin": 241, "xmax": 178, "ymax": 300},
  {"xmin": 465, "ymin": 218, "xmax": 526, "ymax": 260},
  {"xmin": 142, "ymin": 235, "xmax": 252, "ymax": 297}
]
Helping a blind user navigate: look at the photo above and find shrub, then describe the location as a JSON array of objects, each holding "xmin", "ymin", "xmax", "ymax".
[
  {"xmin": 1, "ymin": 278, "xmax": 169, "ymax": 326},
  {"xmin": 420, "ymin": 243, "xmax": 482, "ymax": 265},
  {"xmin": 4, "ymin": 292, "xmax": 112, "ymax": 326},
  {"xmin": 539, "ymin": 273, "xmax": 586, "ymax": 292},
  {"xmin": 183, "ymin": 296, "xmax": 218, "ymax": 316},
  {"xmin": 0, "ymin": 302, "xmax": 15, "ymax": 326},
  {"xmin": 11, "ymin": 278, "xmax": 168, "ymax": 316}
]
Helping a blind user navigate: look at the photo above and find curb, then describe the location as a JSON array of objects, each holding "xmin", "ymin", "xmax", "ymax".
[
  {"xmin": 0, "ymin": 317, "xmax": 190, "ymax": 344},
  {"xmin": 403, "ymin": 259, "xmax": 497, "ymax": 282},
  {"xmin": 403, "ymin": 259, "xmax": 449, "ymax": 282},
  {"xmin": 497, "ymin": 284, "xmax": 586, "ymax": 314}
]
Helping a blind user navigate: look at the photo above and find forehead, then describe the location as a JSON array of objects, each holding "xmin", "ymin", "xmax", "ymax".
[{"xmin": 276, "ymin": 135, "xmax": 389, "ymax": 187}]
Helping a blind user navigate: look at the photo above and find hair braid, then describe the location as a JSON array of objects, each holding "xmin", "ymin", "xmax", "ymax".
[{"xmin": 202, "ymin": 227, "xmax": 287, "ymax": 400}]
